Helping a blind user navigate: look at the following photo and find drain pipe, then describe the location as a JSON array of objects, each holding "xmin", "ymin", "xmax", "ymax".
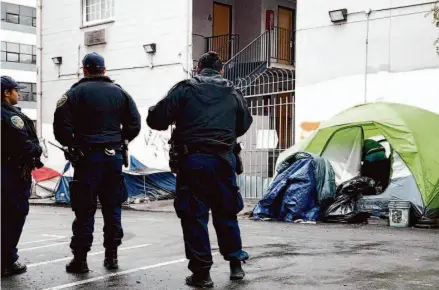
[
  {"xmin": 364, "ymin": 9, "xmax": 371, "ymax": 103},
  {"xmin": 186, "ymin": 0, "xmax": 193, "ymax": 78},
  {"xmin": 36, "ymin": 0, "xmax": 43, "ymax": 137}
]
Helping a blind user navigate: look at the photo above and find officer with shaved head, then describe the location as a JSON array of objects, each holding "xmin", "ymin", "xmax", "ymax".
[{"xmin": 147, "ymin": 51, "xmax": 253, "ymax": 287}]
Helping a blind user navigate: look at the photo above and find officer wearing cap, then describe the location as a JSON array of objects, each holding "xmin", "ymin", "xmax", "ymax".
[
  {"xmin": 147, "ymin": 51, "xmax": 253, "ymax": 288},
  {"xmin": 1, "ymin": 75, "xmax": 43, "ymax": 277},
  {"xmin": 53, "ymin": 52, "xmax": 141, "ymax": 273}
]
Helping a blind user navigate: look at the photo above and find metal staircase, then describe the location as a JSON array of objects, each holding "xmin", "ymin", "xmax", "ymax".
[
  {"xmin": 205, "ymin": 34, "xmax": 239, "ymax": 63},
  {"xmin": 222, "ymin": 27, "xmax": 295, "ymax": 94},
  {"xmin": 194, "ymin": 27, "xmax": 295, "ymax": 96}
]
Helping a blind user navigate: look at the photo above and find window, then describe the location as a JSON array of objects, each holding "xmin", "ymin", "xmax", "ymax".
[
  {"xmin": 1, "ymin": 41, "xmax": 37, "ymax": 64},
  {"xmin": 83, "ymin": 0, "xmax": 114, "ymax": 25},
  {"xmin": 1, "ymin": 2, "xmax": 36, "ymax": 27},
  {"xmin": 18, "ymin": 82, "xmax": 37, "ymax": 102}
]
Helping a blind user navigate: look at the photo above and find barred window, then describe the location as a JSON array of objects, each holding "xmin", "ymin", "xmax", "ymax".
[
  {"xmin": 1, "ymin": 41, "xmax": 37, "ymax": 64},
  {"xmin": 83, "ymin": 0, "xmax": 114, "ymax": 25}
]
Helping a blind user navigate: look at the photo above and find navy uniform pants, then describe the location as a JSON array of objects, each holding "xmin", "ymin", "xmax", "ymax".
[
  {"xmin": 1, "ymin": 165, "xmax": 31, "ymax": 270},
  {"xmin": 174, "ymin": 152, "xmax": 249, "ymax": 274},
  {"xmin": 69, "ymin": 151, "xmax": 128, "ymax": 254}
]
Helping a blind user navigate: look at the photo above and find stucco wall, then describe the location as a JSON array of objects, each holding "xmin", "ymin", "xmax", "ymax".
[{"xmin": 295, "ymin": 0, "xmax": 439, "ymax": 141}]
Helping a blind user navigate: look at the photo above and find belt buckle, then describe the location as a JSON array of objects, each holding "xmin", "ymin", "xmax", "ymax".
[{"xmin": 104, "ymin": 148, "xmax": 116, "ymax": 156}]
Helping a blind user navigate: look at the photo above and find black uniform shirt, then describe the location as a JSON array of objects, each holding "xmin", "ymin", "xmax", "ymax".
[
  {"xmin": 53, "ymin": 76, "xmax": 141, "ymax": 148},
  {"xmin": 147, "ymin": 69, "xmax": 253, "ymax": 153},
  {"xmin": 1, "ymin": 101, "xmax": 42, "ymax": 164}
]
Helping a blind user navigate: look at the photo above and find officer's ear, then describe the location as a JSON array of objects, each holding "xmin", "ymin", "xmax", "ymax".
[
  {"xmin": 83, "ymin": 67, "xmax": 89, "ymax": 76},
  {"xmin": 2, "ymin": 89, "xmax": 12, "ymax": 98}
]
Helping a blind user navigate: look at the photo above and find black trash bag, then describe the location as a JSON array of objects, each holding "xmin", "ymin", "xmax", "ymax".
[{"xmin": 323, "ymin": 176, "xmax": 377, "ymax": 223}]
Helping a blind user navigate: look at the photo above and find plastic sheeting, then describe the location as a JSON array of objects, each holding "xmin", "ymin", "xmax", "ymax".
[
  {"xmin": 55, "ymin": 162, "xmax": 74, "ymax": 204},
  {"xmin": 124, "ymin": 156, "xmax": 175, "ymax": 202},
  {"xmin": 277, "ymin": 152, "xmax": 336, "ymax": 203},
  {"xmin": 252, "ymin": 157, "xmax": 320, "ymax": 222},
  {"xmin": 324, "ymin": 176, "xmax": 377, "ymax": 223},
  {"xmin": 55, "ymin": 156, "xmax": 176, "ymax": 204}
]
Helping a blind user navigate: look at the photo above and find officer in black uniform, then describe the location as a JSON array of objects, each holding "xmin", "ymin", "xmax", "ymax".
[
  {"xmin": 147, "ymin": 52, "xmax": 253, "ymax": 288},
  {"xmin": 1, "ymin": 76, "xmax": 43, "ymax": 277},
  {"xmin": 53, "ymin": 52, "xmax": 141, "ymax": 273}
]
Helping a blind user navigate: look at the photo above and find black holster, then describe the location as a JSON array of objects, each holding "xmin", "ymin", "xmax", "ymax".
[
  {"xmin": 168, "ymin": 140, "xmax": 189, "ymax": 174},
  {"xmin": 122, "ymin": 140, "xmax": 129, "ymax": 167},
  {"xmin": 233, "ymin": 143, "xmax": 243, "ymax": 175}
]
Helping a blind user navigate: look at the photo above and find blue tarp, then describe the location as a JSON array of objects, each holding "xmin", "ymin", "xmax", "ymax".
[
  {"xmin": 252, "ymin": 152, "xmax": 336, "ymax": 222},
  {"xmin": 252, "ymin": 158, "xmax": 320, "ymax": 222},
  {"xmin": 55, "ymin": 162, "xmax": 73, "ymax": 204},
  {"xmin": 54, "ymin": 156, "xmax": 176, "ymax": 204}
]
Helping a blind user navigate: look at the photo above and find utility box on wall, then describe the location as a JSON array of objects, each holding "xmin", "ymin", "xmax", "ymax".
[{"xmin": 84, "ymin": 29, "xmax": 106, "ymax": 46}]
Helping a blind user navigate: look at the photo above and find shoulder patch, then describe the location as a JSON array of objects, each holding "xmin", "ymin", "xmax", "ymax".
[
  {"xmin": 56, "ymin": 95, "xmax": 68, "ymax": 108},
  {"xmin": 11, "ymin": 115, "xmax": 24, "ymax": 129}
]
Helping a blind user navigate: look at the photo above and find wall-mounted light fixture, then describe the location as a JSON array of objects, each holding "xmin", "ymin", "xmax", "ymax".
[
  {"xmin": 329, "ymin": 9, "xmax": 348, "ymax": 23},
  {"xmin": 143, "ymin": 43, "xmax": 156, "ymax": 54},
  {"xmin": 52, "ymin": 56, "xmax": 62, "ymax": 65}
]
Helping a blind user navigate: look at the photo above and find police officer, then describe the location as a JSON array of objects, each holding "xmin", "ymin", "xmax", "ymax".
[
  {"xmin": 147, "ymin": 51, "xmax": 253, "ymax": 288},
  {"xmin": 1, "ymin": 76, "xmax": 43, "ymax": 277},
  {"xmin": 53, "ymin": 52, "xmax": 141, "ymax": 273}
]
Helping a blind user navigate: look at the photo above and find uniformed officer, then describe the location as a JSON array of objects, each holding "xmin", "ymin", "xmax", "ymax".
[
  {"xmin": 53, "ymin": 52, "xmax": 141, "ymax": 273},
  {"xmin": 1, "ymin": 76, "xmax": 43, "ymax": 277},
  {"xmin": 147, "ymin": 51, "xmax": 253, "ymax": 288}
]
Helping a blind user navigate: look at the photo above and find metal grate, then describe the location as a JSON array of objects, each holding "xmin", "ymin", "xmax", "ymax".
[
  {"xmin": 236, "ymin": 68, "xmax": 295, "ymax": 97},
  {"xmin": 237, "ymin": 93, "xmax": 295, "ymax": 198}
]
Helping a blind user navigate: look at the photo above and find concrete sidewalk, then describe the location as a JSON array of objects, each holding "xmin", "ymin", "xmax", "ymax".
[{"xmin": 29, "ymin": 197, "xmax": 258, "ymax": 217}]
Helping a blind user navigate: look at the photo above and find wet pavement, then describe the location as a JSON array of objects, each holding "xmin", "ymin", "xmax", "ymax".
[{"xmin": 1, "ymin": 205, "xmax": 438, "ymax": 289}]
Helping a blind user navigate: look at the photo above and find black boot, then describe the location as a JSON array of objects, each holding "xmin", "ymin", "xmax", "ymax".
[
  {"xmin": 66, "ymin": 252, "xmax": 89, "ymax": 274},
  {"xmin": 104, "ymin": 248, "xmax": 118, "ymax": 269},
  {"xmin": 185, "ymin": 272, "xmax": 214, "ymax": 288},
  {"xmin": 1, "ymin": 261, "xmax": 27, "ymax": 277},
  {"xmin": 230, "ymin": 261, "xmax": 245, "ymax": 280}
]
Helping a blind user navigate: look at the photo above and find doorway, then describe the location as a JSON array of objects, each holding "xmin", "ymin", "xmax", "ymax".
[
  {"xmin": 277, "ymin": 6, "xmax": 294, "ymax": 65},
  {"xmin": 212, "ymin": 2, "xmax": 232, "ymax": 61}
]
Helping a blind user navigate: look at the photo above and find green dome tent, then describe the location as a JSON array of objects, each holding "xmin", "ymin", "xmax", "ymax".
[{"xmin": 276, "ymin": 102, "xmax": 439, "ymax": 218}]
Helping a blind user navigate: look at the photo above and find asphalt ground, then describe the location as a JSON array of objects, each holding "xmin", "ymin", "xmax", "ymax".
[{"xmin": 1, "ymin": 205, "xmax": 438, "ymax": 290}]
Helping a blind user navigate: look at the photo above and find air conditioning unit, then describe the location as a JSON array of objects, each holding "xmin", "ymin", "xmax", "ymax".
[{"xmin": 84, "ymin": 29, "xmax": 106, "ymax": 46}]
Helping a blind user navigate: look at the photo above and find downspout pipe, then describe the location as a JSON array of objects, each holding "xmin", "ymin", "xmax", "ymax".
[
  {"xmin": 364, "ymin": 9, "xmax": 371, "ymax": 103},
  {"xmin": 36, "ymin": 0, "xmax": 43, "ymax": 137},
  {"xmin": 186, "ymin": 0, "xmax": 193, "ymax": 78}
]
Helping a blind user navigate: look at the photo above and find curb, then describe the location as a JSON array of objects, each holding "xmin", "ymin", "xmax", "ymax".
[{"xmin": 29, "ymin": 200, "xmax": 255, "ymax": 217}]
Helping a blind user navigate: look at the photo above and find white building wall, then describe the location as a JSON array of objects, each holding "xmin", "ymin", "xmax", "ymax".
[
  {"xmin": 40, "ymin": 0, "xmax": 192, "ymax": 169},
  {"xmin": 295, "ymin": 0, "xmax": 439, "ymax": 141},
  {"xmin": 1, "ymin": 29, "xmax": 36, "ymax": 45},
  {"xmin": 4, "ymin": 0, "xmax": 35, "ymax": 6},
  {"xmin": 0, "ymin": 68, "xmax": 36, "ymax": 83},
  {"xmin": 41, "ymin": 0, "xmax": 191, "ymax": 122}
]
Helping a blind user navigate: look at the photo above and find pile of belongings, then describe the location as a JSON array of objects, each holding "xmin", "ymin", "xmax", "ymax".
[
  {"xmin": 251, "ymin": 152, "xmax": 336, "ymax": 222},
  {"xmin": 323, "ymin": 176, "xmax": 378, "ymax": 224}
]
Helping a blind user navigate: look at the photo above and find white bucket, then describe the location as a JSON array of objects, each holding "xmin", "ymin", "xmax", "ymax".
[{"xmin": 388, "ymin": 200, "xmax": 411, "ymax": 228}]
